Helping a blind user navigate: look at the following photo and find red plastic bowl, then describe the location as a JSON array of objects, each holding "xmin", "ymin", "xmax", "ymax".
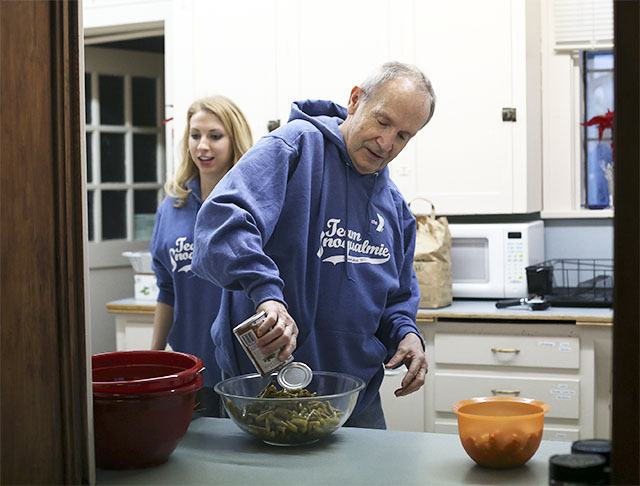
[
  {"xmin": 93, "ymin": 373, "xmax": 203, "ymax": 469},
  {"xmin": 92, "ymin": 350, "xmax": 204, "ymax": 394}
]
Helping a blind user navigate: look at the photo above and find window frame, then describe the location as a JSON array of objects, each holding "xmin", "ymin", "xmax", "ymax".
[
  {"xmin": 581, "ymin": 50, "xmax": 614, "ymax": 209},
  {"xmin": 84, "ymin": 46, "xmax": 165, "ymax": 268}
]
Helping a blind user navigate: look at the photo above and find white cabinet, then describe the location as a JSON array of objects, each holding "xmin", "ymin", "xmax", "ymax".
[
  {"xmin": 379, "ymin": 366, "xmax": 425, "ymax": 432},
  {"xmin": 107, "ymin": 299, "xmax": 156, "ymax": 351},
  {"xmin": 393, "ymin": 0, "xmax": 542, "ymax": 215},
  {"xmin": 421, "ymin": 321, "xmax": 612, "ymax": 441}
]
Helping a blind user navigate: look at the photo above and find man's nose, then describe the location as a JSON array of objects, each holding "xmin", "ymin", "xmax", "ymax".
[{"xmin": 377, "ymin": 132, "xmax": 394, "ymax": 154}]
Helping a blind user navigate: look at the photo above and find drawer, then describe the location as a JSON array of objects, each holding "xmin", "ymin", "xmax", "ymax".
[
  {"xmin": 434, "ymin": 333, "xmax": 580, "ymax": 369},
  {"xmin": 434, "ymin": 372, "xmax": 580, "ymax": 419},
  {"xmin": 434, "ymin": 421, "xmax": 580, "ymax": 442}
]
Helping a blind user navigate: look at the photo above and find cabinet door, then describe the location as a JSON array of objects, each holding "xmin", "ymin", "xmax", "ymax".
[
  {"xmin": 379, "ymin": 366, "xmax": 425, "ymax": 431},
  {"xmin": 275, "ymin": 0, "xmax": 393, "ymax": 122},
  {"xmin": 399, "ymin": 0, "xmax": 531, "ymax": 214},
  {"xmin": 115, "ymin": 315, "xmax": 155, "ymax": 350},
  {"xmin": 175, "ymin": 0, "xmax": 279, "ymax": 140}
]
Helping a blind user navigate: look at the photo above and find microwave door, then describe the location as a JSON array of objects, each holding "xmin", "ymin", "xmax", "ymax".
[{"xmin": 450, "ymin": 229, "xmax": 505, "ymax": 298}]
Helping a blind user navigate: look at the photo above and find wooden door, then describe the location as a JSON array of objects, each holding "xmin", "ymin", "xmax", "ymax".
[
  {"xmin": 612, "ymin": 0, "xmax": 640, "ymax": 483},
  {"xmin": 0, "ymin": 1, "xmax": 90, "ymax": 483}
]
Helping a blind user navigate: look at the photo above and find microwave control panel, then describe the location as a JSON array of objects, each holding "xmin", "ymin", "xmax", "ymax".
[{"xmin": 506, "ymin": 232, "xmax": 525, "ymax": 285}]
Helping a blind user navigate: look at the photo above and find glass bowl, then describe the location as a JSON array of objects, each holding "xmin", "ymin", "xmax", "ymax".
[
  {"xmin": 453, "ymin": 396, "xmax": 550, "ymax": 469},
  {"xmin": 215, "ymin": 371, "xmax": 364, "ymax": 446}
]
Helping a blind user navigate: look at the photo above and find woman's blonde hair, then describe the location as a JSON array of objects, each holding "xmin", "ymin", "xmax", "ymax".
[{"xmin": 165, "ymin": 95, "xmax": 253, "ymax": 207}]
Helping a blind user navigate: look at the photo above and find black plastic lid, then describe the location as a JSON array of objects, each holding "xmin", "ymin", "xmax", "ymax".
[
  {"xmin": 549, "ymin": 454, "xmax": 607, "ymax": 484},
  {"xmin": 572, "ymin": 439, "xmax": 612, "ymax": 466}
]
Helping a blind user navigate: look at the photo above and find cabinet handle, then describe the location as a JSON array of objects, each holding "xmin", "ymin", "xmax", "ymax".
[
  {"xmin": 491, "ymin": 389, "xmax": 521, "ymax": 396},
  {"xmin": 491, "ymin": 347, "xmax": 520, "ymax": 354}
]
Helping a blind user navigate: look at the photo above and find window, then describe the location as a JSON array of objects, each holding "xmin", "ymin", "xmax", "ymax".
[
  {"xmin": 85, "ymin": 47, "xmax": 164, "ymax": 243},
  {"xmin": 582, "ymin": 51, "xmax": 614, "ymax": 209}
]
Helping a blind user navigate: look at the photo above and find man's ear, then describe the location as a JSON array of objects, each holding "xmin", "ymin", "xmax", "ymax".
[{"xmin": 346, "ymin": 86, "xmax": 364, "ymax": 115}]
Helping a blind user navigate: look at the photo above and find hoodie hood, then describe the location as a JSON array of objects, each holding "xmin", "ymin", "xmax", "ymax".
[{"xmin": 288, "ymin": 100, "xmax": 350, "ymax": 160}]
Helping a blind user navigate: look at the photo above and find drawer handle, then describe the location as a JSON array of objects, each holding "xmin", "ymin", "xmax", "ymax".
[
  {"xmin": 491, "ymin": 389, "xmax": 521, "ymax": 396},
  {"xmin": 491, "ymin": 347, "xmax": 520, "ymax": 354}
]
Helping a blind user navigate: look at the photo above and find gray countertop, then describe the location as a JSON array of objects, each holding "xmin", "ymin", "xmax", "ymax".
[
  {"xmin": 417, "ymin": 299, "xmax": 612, "ymax": 325},
  {"xmin": 97, "ymin": 417, "xmax": 570, "ymax": 485}
]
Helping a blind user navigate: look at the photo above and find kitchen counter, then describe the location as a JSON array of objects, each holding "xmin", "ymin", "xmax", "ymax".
[
  {"xmin": 417, "ymin": 299, "xmax": 612, "ymax": 326},
  {"xmin": 108, "ymin": 297, "xmax": 613, "ymax": 325},
  {"xmin": 106, "ymin": 298, "xmax": 155, "ymax": 315},
  {"xmin": 97, "ymin": 417, "xmax": 569, "ymax": 485}
]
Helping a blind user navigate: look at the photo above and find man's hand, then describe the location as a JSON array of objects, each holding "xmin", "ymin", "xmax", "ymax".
[
  {"xmin": 255, "ymin": 300, "xmax": 298, "ymax": 361},
  {"xmin": 385, "ymin": 332, "xmax": 428, "ymax": 397}
]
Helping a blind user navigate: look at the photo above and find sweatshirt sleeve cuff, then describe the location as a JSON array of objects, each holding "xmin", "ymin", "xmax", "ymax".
[
  {"xmin": 397, "ymin": 324, "xmax": 425, "ymax": 350},
  {"xmin": 249, "ymin": 282, "xmax": 286, "ymax": 310},
  {"xmin": 157, "ymin": 289, "xmax": 174, "ymax": 307}
]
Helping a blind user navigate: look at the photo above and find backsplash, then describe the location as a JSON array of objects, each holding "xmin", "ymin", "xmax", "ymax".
[{"xmin": 544, "ymin": 219, "xmax": 613, "ymax": 260}]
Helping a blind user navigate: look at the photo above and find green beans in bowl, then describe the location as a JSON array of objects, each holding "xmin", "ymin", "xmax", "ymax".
[{"xmin": 214, "ymin": 371, "xmax": 365, "ymax": 446}]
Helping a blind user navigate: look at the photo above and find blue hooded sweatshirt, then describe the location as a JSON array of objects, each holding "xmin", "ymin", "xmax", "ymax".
[
  {"xmin": 150, "ymin": 177, "xmax": 222, "ymax": 388},
  {"xmin": 192, "ymin": 100, "xmax": 421, "ymax": 418}
]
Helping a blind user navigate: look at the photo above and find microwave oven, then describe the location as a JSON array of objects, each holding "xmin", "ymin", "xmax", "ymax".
[{"xmin": 448, "ymin": 221, "xmax": 545, "ymax": 299}]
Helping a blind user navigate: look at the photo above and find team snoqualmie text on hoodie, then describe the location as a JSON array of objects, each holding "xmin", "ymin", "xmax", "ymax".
[
  {"xmin": 151, "ymin": 178, "xmax": 222, "ymax": 389},
  {"xmin": 192, "ymin": 100, "xmax": 422, "ymax": 419}
]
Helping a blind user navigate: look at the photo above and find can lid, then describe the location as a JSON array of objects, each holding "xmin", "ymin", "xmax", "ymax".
[
  {"xmin": 572, "ymin": 439, "xmax": 612, "ymax": 466},
  {"xmin": 548, "ymin": 454, "xmax": 607, "ymax": 483},
  {"xmin": 277, "ymin": 361, "xmax": 312, "ymax": 390}
]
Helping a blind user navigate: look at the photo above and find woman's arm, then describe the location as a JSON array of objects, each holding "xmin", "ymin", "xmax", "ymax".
[{"xmin": 151, "ymin": 301, "xmax": 174, "ymax": 350}]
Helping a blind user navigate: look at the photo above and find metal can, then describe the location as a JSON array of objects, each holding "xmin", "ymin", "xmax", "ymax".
[
  {"xmin": 233, "ymin": 311, "xmax": 293, "ymax": 376},
  {"xmin": 277, "ymin": 361, "xmax": 312, "ymax": 390}
]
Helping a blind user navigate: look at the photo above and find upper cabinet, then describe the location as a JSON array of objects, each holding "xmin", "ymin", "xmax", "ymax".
[
  {"xmin": 274, "ymin": 0, "xmax": 543, "ymax": 216},
  {"xmin": 392, "ymin": 0, "xmax": 543, "ymax": 215}
]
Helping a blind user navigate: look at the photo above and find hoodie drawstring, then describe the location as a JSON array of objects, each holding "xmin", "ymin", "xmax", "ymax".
[{"xmin": 344, "ymin": 161, "xmax": 355, "ymax": 282}]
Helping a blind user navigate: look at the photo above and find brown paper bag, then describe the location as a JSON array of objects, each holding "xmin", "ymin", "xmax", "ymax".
[{"xmin": 411, "ymin": 199, "xmax": 452, "ymax": 308}]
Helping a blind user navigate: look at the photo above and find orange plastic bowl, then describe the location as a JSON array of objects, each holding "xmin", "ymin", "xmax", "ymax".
[{"xmin": 453, "ymin": 396, "xmax": 550, "ymax": 469}]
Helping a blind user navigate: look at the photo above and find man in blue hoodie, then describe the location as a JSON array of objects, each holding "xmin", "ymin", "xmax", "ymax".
[{"xmin": 193, "ymin": 61, "xmax": 436, "ymax": 428}]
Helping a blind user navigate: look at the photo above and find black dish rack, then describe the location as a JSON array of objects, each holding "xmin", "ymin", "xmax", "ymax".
[{"xmin": 525, "ymin": 258, "xmax": 613, "ymax": 308}]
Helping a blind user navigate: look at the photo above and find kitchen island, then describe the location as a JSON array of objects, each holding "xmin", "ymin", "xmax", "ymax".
[{"xmin": 97, "ymin": 417, "xmax": 569, "ymax": 485}]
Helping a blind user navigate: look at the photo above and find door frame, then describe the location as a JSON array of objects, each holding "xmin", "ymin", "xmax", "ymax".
[{"xmin": 0, "ymin": 1, "xmax": 91, "ymax": 483}]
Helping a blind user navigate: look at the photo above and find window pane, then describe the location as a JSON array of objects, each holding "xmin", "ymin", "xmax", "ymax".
[
  {"xmin": 586, "ymin": 141, "xmax": 613, "ymax": 209},
  {"xmin": 134, "ymin": 190, "xmax": 158, "ymax": 240},
  {"xmin": 85, "ymin": 73, "xmax": 92, "ymax": 124},
  {"xmin": 87, "ymin": 190, "xmax": 94, "ymax": 242},
  {"xmin": 585, "ymin": 71, "xmax": 614, "ymax": 117},
  {"xmin": 86, "ymin": 132, "xmax": 93, "ymax": 183},
  {"xmin": 99, "ymin": 75, "xmax": 124, "ymax": 125},
  {"xmin": 586, "ymin": 52, "xmax": 614, "ymax": 70},
  {"xmin": 102, "ymin": 190, "xmax": 127, "ymax": 240},
  {"xmin": 133, "ymin": 134, "xmax": 157, "ymax": 182},
  {"xmin": 132, "ymin": 77, "xmax": 157, "ymax": 127},
  {"xmin": 100, "ymin": 133, "xmax": 125, "ymax": 182}
]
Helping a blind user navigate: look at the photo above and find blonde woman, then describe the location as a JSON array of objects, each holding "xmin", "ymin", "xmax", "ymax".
[{"xmin": 150, "ymin": 95, "xmax": 252, "ymax": 416}]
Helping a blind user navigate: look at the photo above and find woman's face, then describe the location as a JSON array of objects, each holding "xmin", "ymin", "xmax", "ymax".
[{"xmin": 188, "ymin": 110, "xmax": 233, "ymax": 177}]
